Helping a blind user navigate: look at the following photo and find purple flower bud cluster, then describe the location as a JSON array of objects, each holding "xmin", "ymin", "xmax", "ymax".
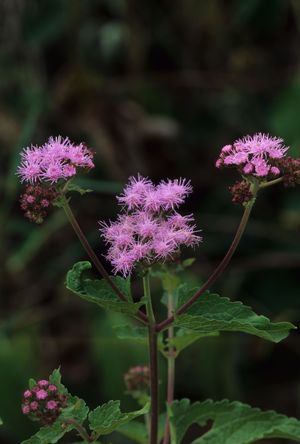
[
  {"xmin": 17, "ymin": 136, "xmax": 94, "ymax": 184},
  {"xmin": 100, "ymin": 175, "xmax": 202, "ymax": 276},
  {"xmin": 229, "ymin": 181, "xmax": 253, "ymax": 205},
  {"xmin": 20, "ymin": 185, "xmax": 59, "ymax": 223},
  {"xmin": 21, "ymin": 379, "xmax": 68, "ymax": 424},
  {"xmin": 275, "ymin": 156, "xmax": 300, "ymax": 187},
  {"xmin": 124, "ymin": 366, "xmax": 150, "ymax": 392},
  {"xmin": 216, "ymin": 133, "xmax": 288, "ymax": 179}
]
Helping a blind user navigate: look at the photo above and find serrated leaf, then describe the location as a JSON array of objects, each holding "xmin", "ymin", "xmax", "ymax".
[
  {"xmin": 174, "ymin": 285, "xmax": 296, "ymax": 343},
  {"xmin": 48, "ymin": 368, "xmax": 67, "ymax": 394},
  {"xmin": 66, "ymin": 261, "xmax": 144, "ymax": 314},
  {"xmin": 169, "ymin": 399, "xmax": 300, "ymax": 444},
  {"xmin": 89, "ymin": 401, "xmax": 150, "ymax": 437}
]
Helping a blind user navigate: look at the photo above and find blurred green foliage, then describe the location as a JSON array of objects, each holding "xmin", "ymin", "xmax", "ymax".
[{"xmin": 1, "ymin": 0, "xmax": 300, "ymax": 442}]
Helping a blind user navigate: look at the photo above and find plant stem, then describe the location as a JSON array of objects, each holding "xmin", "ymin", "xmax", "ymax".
[
  {"xmin": 143, "ymin": 272, "xmax": 159, "ymax": 444},
  {"xmin": 65, "ymin": 419, "xmax": 93, "ymax": 442},
  {"xmin": 62, "ymin": 198, "xmax": 148, "ymax": 324},
  {"xmin": 156, "ymin": 192, "xmax": 257, "ymax": 333},
  {"xmin": 259, "ymin": 176, "xmax": 283, "ymax": 188},
  {"xmin": 162, "ymin": 289, "xmax": 176, "ymax": 444}
]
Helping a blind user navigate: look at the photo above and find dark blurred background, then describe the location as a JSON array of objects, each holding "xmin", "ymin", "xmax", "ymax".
[{"xmin": 1, "ymin": 0, "xmax": 300, "ymax": 443}]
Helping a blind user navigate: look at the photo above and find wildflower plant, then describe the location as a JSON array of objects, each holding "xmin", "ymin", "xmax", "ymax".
[{"xmin": 14, "ymin": 133, "xmax": 300, "ymax": 444}]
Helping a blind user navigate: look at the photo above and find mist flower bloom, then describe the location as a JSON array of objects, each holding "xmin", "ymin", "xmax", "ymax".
[
  {"xmin": 216, "ymin": 133, "xmax": 288, "ymax": 179},
  {"xmin": 21, "ymin": 377, "xmax": 68, "ymax": 425},
  {"xmin": 17, "ymin": 136, "xmax": 94, "ymax": 184},
  {"xmin": 100, "ymin": 175, "xmax": 202, "ymax": 276}
]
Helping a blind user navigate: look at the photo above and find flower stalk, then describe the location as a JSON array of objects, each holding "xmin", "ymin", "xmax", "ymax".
[
  {"xmin": 62, "ymin": 198, "xmax": 148, "ymax": 324},
  {"xmin": 162, "ymin": 288, "xmax": 176, "ymax": 444},
  {"xmin": 157, "ymin": 187, "xmax": 258, "ymax": 333},
  {"xmin": 143, "ymin": 272, "xmax": 159, "ymax": 444}
]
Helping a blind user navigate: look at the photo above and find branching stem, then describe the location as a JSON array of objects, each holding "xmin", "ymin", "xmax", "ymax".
[
  {"xmin": 62, "ymin": 198, "xmax": 148, "ymax": 324},
  {"xmin": 157, "ymin": 188, "xmax": 258, "ymax": 332},
  {"xmin": 64, "ymin": 419, "xmax": 93, "ymax": 442}
]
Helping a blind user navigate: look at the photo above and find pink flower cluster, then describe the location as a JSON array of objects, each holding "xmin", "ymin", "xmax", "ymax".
[
  {"xmin": 17, "ymin": 136, "xmax": 94, "ymax": 184},
  {"xmin": 21, "ymin": 378, "xmax": 68, "ymax": 425},
  {"xmin": 216, "ymin": 133, "xmax": 288, "ymax": 178},
  {"xmin": 124, "ymin": 366, "xmax": 150, "ymax": 392},
  {"xmin": 100, "ymin": 175, "xmax": 201, "ymax": 276}
]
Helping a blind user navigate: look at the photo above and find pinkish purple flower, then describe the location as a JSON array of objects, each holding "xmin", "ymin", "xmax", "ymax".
[
  {"xmin": 100, "ymin": 175, "xmax": 202, "ymax": 276},
  {"xmin": 48, "ymin": 384, "xmax": 57, "ymax": 392},
  {"xmin": 22, "ymin": 405, "xmax": 31, "ymax": 415},
  {"xmin": 36, "ymin": 389, "xmax": 48, "ymax": 400},
  {"xmin": 23, "ymin": 390, "xmax": 32, "ymax": 398},
  {"xmin": 216, "ymin": 133, "xmax": 288, "ymax": 179},
  {"xmin": 30, "ymin": 401, "xmax": 39, "ymax": 411},
  {"xmin": 46, "ymin": 400, "xmax": 58, "ymax": 410},
  {"xmin": 38, "ymin": 379, "xmax": 49, "ymax": 387},
  {"xmin": 17, "ymin": 136, "xmax": 94, "ymax": 184}
]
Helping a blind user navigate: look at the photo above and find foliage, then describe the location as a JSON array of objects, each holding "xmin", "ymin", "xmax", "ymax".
[
  {"xmin": 66, "ymin": 261, "xmax": 144, "ymax": 314},
  {"xmin": 169, "ymin": 398, "xmax": 300, "ymax": 444},
  {"xmin": 174, "ymin": 286, "xmax": 296, "ymax": 343}
]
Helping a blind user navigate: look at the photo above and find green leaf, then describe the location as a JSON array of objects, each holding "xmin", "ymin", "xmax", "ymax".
[
  {"xmin": 113, "ymin": 325, "xmax": 167, "ymax": 353},
  {"xmin": 114, "ymin": 325, "xmax": 148, "ymax": 345},
  {"xmin": 169, "ymin": 399, "xmax": 300, "ymax": 444},
  {"xmin": 21, "ymin": 396, "xmax": 89, "ymax": 444},
  {"xmin": 66, "ymin": 261, "xmax": 144, "ymax": 314},
  {"xmin": 48, "ymin": 368, "xmax": 67, "ymax": 394},
  {"xmin": 116, "ymin": 413, "xmax": 166, "ymax": 444},
  {"xmin": 0, "ymin": 417, "xmax": 2, "ymax": 425},
  {"xmin": 64, "ymin": 181, "xmax": 93, "ymax": 195},
  {"xmin": 116, "ymin": 420, "xmax": 148, "ymax": 443},
  {"xmin": 21, "ymin": 370, "xmax": 89, "ymax": 444},
  {"xmin": 89, "ymin": 401, "xmax": 150, "ymax": 437},
  {"xmin": 169, "ymin": 329, "xmax": 218, "ymax": 354},
  {"xmin": 174, "ymin": 285, "xmax": 296, "ymax": 343}
]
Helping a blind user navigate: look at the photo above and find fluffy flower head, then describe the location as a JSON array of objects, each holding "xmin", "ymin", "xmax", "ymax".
[
  {"xmin": 17, "ymin": 136, "xmax": 94, "ymax": 184},
  {"xmin": 100, "ymin": 175, "xmax": 202, "ymax": 276},
  {"xmin": 216, "ymin": 133, "xmax": 288, "ymax": 179}
]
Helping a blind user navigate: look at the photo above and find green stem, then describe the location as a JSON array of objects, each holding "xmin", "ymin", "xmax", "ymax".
[
  {"xmin": 62, "ymin": 198, "xmax": 148, "ymax": 324},
  {"xmin": 259, "ymin": 176, "xmax": 283, "ymax": 189},
  {"xmin": 143, "ymin": 272, "xmax": 159, "ymax": 444},
  {"xmin": 162, "ymin": 288, "xmax": 176, "ymax": 444},
  {"xmin": 157, "ymin": 187, "xmax": 258, "ymax": 333},
  {"xmin": 64, "ymin": 419, "xmax": 93, "ymax": 442}
]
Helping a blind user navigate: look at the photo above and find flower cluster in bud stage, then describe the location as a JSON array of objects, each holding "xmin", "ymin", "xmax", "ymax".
[
  {"xmin": 216, "ymin": 133, "xmax": 288, "ymax": 178},
  {"xmin": 20, "ymin": 185, "xmax": 59, "ymax": 223},
  {"xmin": 21, "ymin": 379, "xmax": 68, "ymax": 424},
  {"xmin": 100, "ymin": 175, "xmax": 202, "ymax": 276},
  {"xmin": 124, "ymin": 366, "xmax": 150, "ymax": 392},
  {"xmin": 17, "ymin": 136, "xmax": 94, "ymax": 184}
]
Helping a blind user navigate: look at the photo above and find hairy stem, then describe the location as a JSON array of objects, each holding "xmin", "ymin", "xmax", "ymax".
[
  {"xmin": 62, "ymin": 199, "xmax": 148, "ymax": 324},
  {"xmin": 157, "ymin": 191, "xmax": 257, "ymax": 332},
  {"xmin": 143, "ymin": 273, "xmax": 159, "ymax": 444},
  {"xmin": 162, "ymin": 289, "xmax": 176, "ymax": 444},
  {"xmin": 64, "ymin": 419, "xmax": 93, "ymax": 442}
]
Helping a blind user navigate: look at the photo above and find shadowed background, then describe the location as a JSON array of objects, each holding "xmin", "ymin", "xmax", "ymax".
[{"xmin": 1, "ymin": 0, "xmax": 300, "ymax": 443}]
